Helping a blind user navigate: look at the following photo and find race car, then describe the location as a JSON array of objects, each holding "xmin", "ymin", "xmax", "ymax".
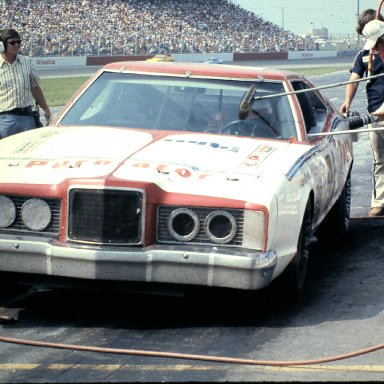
[
  {"xmin": 145, "ymin": 54, "xmax": 174, "ymax": 62},
  {"xmin": 203, "ymin": 57, "xmax": 223, "ymax": 64},
  {"xmin": 0, "ymin": 61, "xmax": 353, "ymax": 296}
]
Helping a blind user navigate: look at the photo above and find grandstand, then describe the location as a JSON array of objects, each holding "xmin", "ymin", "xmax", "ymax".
[{"xmin": 0, "ymin": 0, "xmax": 315, "ymax": 57}]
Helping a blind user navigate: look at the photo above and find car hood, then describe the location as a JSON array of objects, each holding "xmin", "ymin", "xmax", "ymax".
[{"xmin": 0, "ymin": 126, "xmax": 308, "ymax": 199}]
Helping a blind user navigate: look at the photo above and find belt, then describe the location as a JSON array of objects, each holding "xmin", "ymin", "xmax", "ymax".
[{"xmin": 0, "ymin": 107, "xmax": 33, "ymax": 116}]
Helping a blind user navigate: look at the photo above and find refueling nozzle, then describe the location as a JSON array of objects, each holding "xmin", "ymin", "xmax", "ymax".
[{"xmin": 344, "ymin": 112, "xmax": 379, "ymax": 130}]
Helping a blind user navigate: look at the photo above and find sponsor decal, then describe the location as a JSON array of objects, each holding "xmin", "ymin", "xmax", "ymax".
[
  {"xmin": 5, "ymin": 159, "xmax": 113, "ymax": 169},
  {"xmin": 337, "ymin": 139, "xmax": 352, "ymax": 166},
  {"xmin": 14, "ymin": 130, "xmax": 61, "ymax": 154},
  {"xmin": 35, "ymin": 59, "xmax": 56, "ymax": 65},
  {"xmin": 131, "ymin": 162, "xmax": 211, "ymax": 179},
  {"xmin": 242, "ymin": 144, "xmax": 276, "ymax": 167},
  {"xmin": 163, "ymin": 138, "xmax": 240, "ymax": 153},
  {"xmin": 300, "ymin": 171, "xmax": 311, "ymax": 187}
]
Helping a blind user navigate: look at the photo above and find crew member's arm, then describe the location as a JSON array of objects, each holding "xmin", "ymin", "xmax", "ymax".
[
  {"xmin": 31, "ymin": 85, "xmax": 52, "ymax": 123},
  {"xmin": 372, "ymin": 103, "xmax": 384, "ymax": 119},
  {"xmin": 339, "ymin": 72, "xmax": 361, "ymax": 114}
]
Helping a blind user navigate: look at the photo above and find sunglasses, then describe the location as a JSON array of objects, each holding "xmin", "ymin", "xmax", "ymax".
[{"xmin": 7, "ymin": 40, "xmax": 21, "ymax": 46}]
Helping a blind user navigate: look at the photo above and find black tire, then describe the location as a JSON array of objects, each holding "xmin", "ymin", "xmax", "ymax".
[
  {"xmin": 0, "ymin": 272, "xmax": 23, "ymax": 299},
  {"xmin": 278, "ymin": 200, "xmax": 312, "ymax": 297},
  {"xmin": 317, "ymin": 172, "xmax": 351, "ymax": 242}
]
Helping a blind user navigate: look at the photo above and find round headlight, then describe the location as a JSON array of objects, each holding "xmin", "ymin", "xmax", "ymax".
[
  {"xmin": 0, "ymin": 195, "xmax": 16, "ymax": 228},
  {"xmin": 21, "ymin": 198, "xmax": 52, "ymax": 231},
  {"xmin": 167, "ymin": 208, "xmax": 200, "ymax": 241},
  {"xmin": 205, "ymin": 210, "xmax": 237, "ymax": 244}
]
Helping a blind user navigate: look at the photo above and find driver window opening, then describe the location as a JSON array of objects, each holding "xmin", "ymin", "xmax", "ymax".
[{"xmin": 292, "ymin": 81, "xmax": 328, "ymax": 134}]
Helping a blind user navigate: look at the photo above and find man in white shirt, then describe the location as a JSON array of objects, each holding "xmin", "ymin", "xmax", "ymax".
[{"xmin": 0, "ymin": 28, "xmax": 51, "ymax": 139}]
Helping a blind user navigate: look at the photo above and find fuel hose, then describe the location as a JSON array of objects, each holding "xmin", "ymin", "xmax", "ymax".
[{"xmin": 0, "ymin": 335, "xmax": 383, "ymax": 367}]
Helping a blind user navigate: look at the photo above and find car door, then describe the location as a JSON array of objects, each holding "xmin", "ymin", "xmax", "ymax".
[{"xmin": 292, "ymin": 80, "xmax": 348, "ymax": 224}]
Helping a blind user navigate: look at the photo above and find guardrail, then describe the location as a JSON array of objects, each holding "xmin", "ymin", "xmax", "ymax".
[{"xmin": 30, "ymin": 50, "xmax": 359, "ymax": 69}]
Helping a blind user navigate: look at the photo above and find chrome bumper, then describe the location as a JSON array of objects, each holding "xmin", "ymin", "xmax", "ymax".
[{"xmin": 0, "ymin": 238, "xmax": 277, "ymax": 290}]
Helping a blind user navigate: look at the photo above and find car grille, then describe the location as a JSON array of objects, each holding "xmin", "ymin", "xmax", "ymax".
[
  {"xmin": 157, "ymin": 206, "xmax": 244, "ymax": 246},
  {"xmin": 68, "ymin": 188, "xmax": 144, "ymax": 245},
  {"xmin": 0, "ymin": 195, "xmax": 61, "ymax": 238}
]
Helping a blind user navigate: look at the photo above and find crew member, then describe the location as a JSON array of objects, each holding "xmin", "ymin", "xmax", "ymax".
[
  {"xmin": 0, "ymin": 28, "xmax": 51, "ymax": 139},
  {"xmin": 340, "ymin": 18, "xmax": 384, "ymax": 217}
]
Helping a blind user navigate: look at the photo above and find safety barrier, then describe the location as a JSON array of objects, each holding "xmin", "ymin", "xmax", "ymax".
[{"xmin": 30, "ymin": 50, "xmax": 354, "ymax": 69}]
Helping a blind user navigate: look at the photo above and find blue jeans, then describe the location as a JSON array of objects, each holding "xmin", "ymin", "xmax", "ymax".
[{"xmin": 0, "ymin": 113, "xmax": 36, "ymax": 139}]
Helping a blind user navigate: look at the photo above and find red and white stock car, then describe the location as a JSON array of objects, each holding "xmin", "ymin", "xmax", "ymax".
[{"xmin": 0, "ymin": 62, "xmax": 353, "ymax": 295}]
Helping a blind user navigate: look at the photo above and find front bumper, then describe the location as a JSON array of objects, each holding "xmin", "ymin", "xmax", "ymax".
[{"xmin": 0, "ymin": 237, "xmax": 277, "ymax": 290}]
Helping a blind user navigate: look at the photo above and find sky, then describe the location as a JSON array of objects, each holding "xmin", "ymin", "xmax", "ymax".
[{"xmin": 231, "ymin": 0, "xmax": 381, "ymax": 37}]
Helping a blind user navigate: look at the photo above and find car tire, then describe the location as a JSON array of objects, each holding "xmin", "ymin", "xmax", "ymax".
[
  {"xmin": 317, "ymin": 171, "xmax": 351, "ymax": 242},
  {"xmin": 278, "ymin": 199, "xmax": 312, "ymax": 298},
  {"xmin": 0, "ymin": 272, "xmax": 22, "ymax": 299}
]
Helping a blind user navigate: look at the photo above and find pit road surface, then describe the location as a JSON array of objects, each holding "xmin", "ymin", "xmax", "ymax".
[{"xmin": 0, "ymin": 60, "xmax": 383, "ymax": 383}]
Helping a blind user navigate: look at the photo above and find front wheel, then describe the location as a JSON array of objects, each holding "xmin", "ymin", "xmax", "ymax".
[
  {"xmin": 279, "ymin": 200, "xmax": 312, "ymax": 297},
  {"xmin": 317, "ymin": 172, "xmax": 351, "ymax": 243}
]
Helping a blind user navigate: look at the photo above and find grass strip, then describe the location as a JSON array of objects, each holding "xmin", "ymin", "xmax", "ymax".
[
  {"xmin": 278, "ymin": 66, "xmax": 349, "ymax": 76},
  {"xmin": 40, "ymin": 76, "xmax": 90, "ymax": 107}
]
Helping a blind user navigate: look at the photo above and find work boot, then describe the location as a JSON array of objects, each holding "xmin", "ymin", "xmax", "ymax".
[{"xmin": 368, "ymin": 207, "xmax": 384, "ymax": 217}]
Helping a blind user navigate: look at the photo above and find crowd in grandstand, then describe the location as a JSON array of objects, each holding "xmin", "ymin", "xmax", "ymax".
[{"xmin": 0, "ymin": 0, "xmax": 316, "ymax": 57}]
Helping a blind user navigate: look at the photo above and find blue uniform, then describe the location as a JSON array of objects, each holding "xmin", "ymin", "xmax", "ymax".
[
  {"xmin": 350, "ymin": 49, "xmax": 384, "ymax": 112},
  {"xmin": 351, "ymin": 49, "xmax": 384, "ymax": 210}
]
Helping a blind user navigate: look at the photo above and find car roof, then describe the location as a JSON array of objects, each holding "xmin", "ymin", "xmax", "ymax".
[{"xmin": 103, "ymin": 61, "xmax": 303, "ymax": 82}]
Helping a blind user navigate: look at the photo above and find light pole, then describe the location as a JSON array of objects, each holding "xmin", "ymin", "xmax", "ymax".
[{"xmin": 357, "ymin": 0, "xmax": 360, "ymax": 47}]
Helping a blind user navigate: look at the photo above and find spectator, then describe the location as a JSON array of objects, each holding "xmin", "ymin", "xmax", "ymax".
[{"xmin": 0, "ymin": 0, "xmax": 314, "ymax": 57}]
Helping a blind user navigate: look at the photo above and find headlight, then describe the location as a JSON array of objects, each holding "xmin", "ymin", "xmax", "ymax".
[
  {"xmin": 0, "ymin": 195, "xmax": 16, "ymax": 228},
  {"xmin": 21, "ymin": 198, "xmax": 52, "ymax": 231},
  {"xmin": 167, "ymin": 208, "xmax": 200, "ymax": 241},
  {"xmin": 242, "ymin": 211, "xmax": 266, "ymax": 250},
  {"xmin": 205, "ymin": 210, "xmax": 237, "ymax": 244}
]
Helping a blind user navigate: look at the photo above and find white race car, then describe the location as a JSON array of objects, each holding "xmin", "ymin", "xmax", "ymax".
[{"xmin": 0, "ymin": 62, "xmax": 353, "ymax": 296}]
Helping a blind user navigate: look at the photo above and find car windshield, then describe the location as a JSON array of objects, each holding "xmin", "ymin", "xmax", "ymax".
[{"xmin": 59, "ymin": 72, "xmax": 297, "ymax": 139}]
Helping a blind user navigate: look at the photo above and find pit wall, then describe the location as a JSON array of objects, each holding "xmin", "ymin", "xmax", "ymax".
[{"xmin": 30, "ymin": 50, "xmax": 359, "ymax": 69}]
